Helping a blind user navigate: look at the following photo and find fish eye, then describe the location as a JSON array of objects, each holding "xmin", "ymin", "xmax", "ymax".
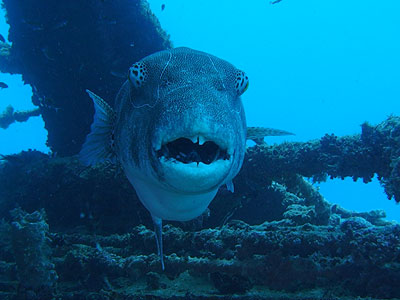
[
  {"xmin": 234, "ymin": 70, "xmax": 249, "ymax": 96},
  {"xmin": 128, "ymin": 62, "xmax": 148, "ymax": 88}
]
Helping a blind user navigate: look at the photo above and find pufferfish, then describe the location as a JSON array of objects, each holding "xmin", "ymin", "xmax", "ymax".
[{"xmin": 80, "ymin": 47, "xmax": 292, "ymax": 269}]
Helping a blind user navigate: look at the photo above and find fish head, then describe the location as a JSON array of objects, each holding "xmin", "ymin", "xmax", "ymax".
[{"xmin": 123, "ymin": 47, "xmax": 248, "ymax": 195}]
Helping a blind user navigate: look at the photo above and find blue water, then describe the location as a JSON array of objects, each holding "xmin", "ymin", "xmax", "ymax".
[{"xmin": 0, "ymin": 0, "xmax": 399, "ymax": 221}]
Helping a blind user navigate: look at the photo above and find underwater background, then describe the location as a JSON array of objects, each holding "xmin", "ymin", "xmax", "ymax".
[
  {"xmin": 1, "ymin": 0, "xmax": 399, "ymax": 221},
  {"xmin": 0, "ymin": 0, "xmax": 400, "ymax": 299}
]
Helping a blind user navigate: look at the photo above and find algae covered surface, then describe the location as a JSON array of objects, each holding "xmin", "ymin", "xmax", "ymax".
[{"xmin": 1, "ymin": 121, "xmax": 400, "ymax": 299}]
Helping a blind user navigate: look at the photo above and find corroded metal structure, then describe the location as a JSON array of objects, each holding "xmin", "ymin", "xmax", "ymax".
[{"xmin": 1, "ymin": 0, "xmax": 171, "ymax": 155}]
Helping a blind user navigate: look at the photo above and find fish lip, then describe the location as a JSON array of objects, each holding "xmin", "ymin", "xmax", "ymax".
[{"xmin": 157, "ymin": 155, "xmax": 233, "ymax": 194}]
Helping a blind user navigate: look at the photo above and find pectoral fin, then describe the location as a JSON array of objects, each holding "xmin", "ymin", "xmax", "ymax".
[
  {"xmin": 247, "ymin": 126, "xmax": 294, "ymax": 145},
  {"xmin": 79, "ymin": 90, "xmax": 116, "ymax": 165}
]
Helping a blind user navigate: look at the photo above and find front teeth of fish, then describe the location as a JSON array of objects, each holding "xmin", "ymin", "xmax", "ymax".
[
  {"xmin": 189, "ymin": 135, "xmax": 206, "ymax": 145},
  {"xmin": 154, "ymin": 140, "xmax": 162, "ymax": 151},
  {"xmin": 198, "ymin": 135, "xmax": 206, "ymax": 145},
  {"xmin": 190, "ymin": 136, "xmax": 198, "ymax": 144}
]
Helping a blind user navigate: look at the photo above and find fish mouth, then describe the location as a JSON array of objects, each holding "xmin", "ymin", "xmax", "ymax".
[
  {"xmin": 156, "ymin": 136, "xmax": 231, "ymax": 165},
  {"xmin": 154, "ymin": 133, "xmax": 234, "ymax": 193}
]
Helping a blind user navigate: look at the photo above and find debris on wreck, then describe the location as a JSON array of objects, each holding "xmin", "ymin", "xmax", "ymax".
[
  {"xmin": 0, "ymin": 199, "xmax": 398, "ymax": 298},
  {"xmin": 0, "ymin": 40, "xmax": 15, "ymax": 73},
  {"xmin": 10, "ymin": 208, "xmax": 58, "ymax": 299},
  {"xmin": 52, "ymin": 218, "xmax": 398, "ymax": 298},
  {"xmin": 0, "ymin": 105, "xmax": 41, "ymax": 129},
  {"xmin": 0, "ymin": 81, "xmax": 8, "ymax": 89},
  {"xmin": 243, "ymin": 115, "xmax": 400, "ymax": 203}
]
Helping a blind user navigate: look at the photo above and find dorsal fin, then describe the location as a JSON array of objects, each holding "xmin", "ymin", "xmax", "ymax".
[
  {"xmin": 79, "ymin": 90, "xmax": 116, "ymax": 166},
  {"xmin": 247, "ymin": 126, "xmax": 294, "ymax": 145}
]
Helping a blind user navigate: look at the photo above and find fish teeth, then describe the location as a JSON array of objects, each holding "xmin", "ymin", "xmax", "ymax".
[
  {"xmin": 198, "ymin": 135, "xmax": 206, "ymax": 145},
  {"xmin": 190, "ymin": 136, "xmax": 198, "ymax": 144},
  {"xmin": 154, "ymin": 140, "xmax": 162, "ymax": 151}
]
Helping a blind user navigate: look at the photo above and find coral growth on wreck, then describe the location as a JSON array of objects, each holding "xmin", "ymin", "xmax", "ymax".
[
  {"xmin": 10, "ymin": 208, "xmax": 57, "ymax": 299},
  {"xmin": 0, "ymin": 117, "xmax": 399, "ymax": 299}
]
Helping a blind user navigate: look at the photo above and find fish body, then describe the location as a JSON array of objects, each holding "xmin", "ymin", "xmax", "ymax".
[
  {"xmin": 81, "ymin": 47, "xmax": 287, "ymax": 268},
  {"xmin": 117, "ymin": 48, "xmax": 248, "ymax": 221},
  {"xmin": 81, "ymin": 46, "xmax": 248, "ymax": 217},
  {"xmin": 0, "ymin": 82, "xmax": 8, "ymax": 89}
]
